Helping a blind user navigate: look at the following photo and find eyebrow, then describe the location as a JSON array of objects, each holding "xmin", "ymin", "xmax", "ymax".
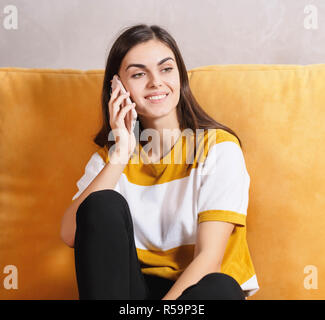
[{"xmin": 125, "ymin": 57, "xmax": 174, "ymax": 72}]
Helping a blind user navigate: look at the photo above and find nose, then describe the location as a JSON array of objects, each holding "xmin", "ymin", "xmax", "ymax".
[{"xmin": 147, "ymin": 72, "xmax": 163, "ymax": 88}]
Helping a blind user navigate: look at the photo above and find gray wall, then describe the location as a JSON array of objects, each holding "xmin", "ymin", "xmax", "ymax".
[{"xmin": 1, "ymin": 0, "xmax": 324, "ymax": 70}]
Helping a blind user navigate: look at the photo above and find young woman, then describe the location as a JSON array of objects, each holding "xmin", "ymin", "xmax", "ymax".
[{"xmin": 60, "ymin": 24, "xmax": 259, "ymax": 300}]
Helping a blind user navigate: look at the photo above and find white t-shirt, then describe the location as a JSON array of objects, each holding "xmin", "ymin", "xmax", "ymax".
[{"xmin": 72, "ymin": 128, "xmax": 259, "ymax": 297}]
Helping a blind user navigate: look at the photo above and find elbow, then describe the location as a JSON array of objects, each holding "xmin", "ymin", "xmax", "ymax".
[
  {"xmin": 60, "ymin": 223, "xmax": 75, "ymax": 248},
  {"xmin": 60, "ymin": 206, "xmax": 77, "ymax": 248},
  {"xmin": 60, "ymin": 231, "xmax": 75, "ymax": 248}
]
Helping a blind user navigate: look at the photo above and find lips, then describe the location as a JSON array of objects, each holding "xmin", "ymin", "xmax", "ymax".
[
  {"xmin": 145, "ymin": 93, "xmax": 169, "ymax": 103},
  {"xmin": 145, "ymin": 92, "xmax": 169, "ymax": 99}
]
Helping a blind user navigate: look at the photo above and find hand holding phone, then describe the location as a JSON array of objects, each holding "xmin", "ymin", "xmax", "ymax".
[
  {"xmin": 108, "ymin": 74, "xmax": 137, "ymax": 162},
  {"xmin": 111, "ymin": 75, "xmax": 137, "ymax": 132}
]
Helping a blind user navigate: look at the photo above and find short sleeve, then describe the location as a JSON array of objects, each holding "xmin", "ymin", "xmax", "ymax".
[
  {"xmin": 71, "ymin": 151, "xmax": 106, "ymax": 201},
  {"xmin": 196, "ymin": 141, "xmax": 250, "ymax": 227}
]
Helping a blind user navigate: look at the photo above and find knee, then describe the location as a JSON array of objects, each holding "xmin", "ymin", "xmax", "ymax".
[
  {"xmin": 200, "ymin": 272, "xmax": 240, "ymax": 287},
  {"xmin": 76, "ymin": 189, "xmax": 129, "ymax": 227},
  {"xmin": 198, "ymin": 272, "xmax": 245, "ymax": 300}
]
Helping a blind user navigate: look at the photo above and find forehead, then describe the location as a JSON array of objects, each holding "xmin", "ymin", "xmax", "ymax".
[{"xmin": 121, "ymin": 40, "xmax": 176, "ymax": 67}]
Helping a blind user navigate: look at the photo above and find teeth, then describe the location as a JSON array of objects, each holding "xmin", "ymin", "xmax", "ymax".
[{"xmin": 147, "ymin": 94, "xmax": 167, "ymax": 100}]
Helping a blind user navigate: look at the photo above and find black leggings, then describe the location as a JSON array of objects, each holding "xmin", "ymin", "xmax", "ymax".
[{"xmin": 74, "ymin": 189, "xmax": 246, "ymax": 300}]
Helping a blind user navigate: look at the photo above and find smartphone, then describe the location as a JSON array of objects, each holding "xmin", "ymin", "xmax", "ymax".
[{"xmin": 111, "ymin": 74, "xmax": 137, "ymax": 132}]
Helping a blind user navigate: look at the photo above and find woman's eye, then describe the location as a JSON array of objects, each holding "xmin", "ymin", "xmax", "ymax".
[
  {"xmin": 132, "ymin": 72, "xmax": 145, "ymax": 78},
  {"xmin": 131, "ymin": 67, "xmax": 173, "ymax": 79}
]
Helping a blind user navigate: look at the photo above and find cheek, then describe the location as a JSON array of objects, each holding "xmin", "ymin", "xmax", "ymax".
[
  {"xmin": 128, "ymin": 86, "xmax": 142, "ymax": 103},
  {"xmin": 173, "ymin": 91, "xmax": 181, "ymax": 107},
  {"xmin": 170, "ymin": 76, "xmax": 180, "ymax": 94},
  {"xmin": 171, "ymin": 80, "xmax": 180, "ymax": 99},
  {"xmin": 131, "ymin": 90, "xmax": 147, "ymax": 108}
]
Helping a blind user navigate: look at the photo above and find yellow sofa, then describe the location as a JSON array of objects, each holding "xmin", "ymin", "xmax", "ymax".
[{"xmin": 0, "ymin": 65, "xmax": 324, "ymax": 300}]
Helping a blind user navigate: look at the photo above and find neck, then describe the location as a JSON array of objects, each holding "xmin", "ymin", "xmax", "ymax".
[{"xmin": 139, "ymin": 126, "xmax": 182, "ymax": 161}]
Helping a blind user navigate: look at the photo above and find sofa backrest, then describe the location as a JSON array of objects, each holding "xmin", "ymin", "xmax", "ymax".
[{"xmin": 0, "ymin": 65, "xmax": 324, "ymax": 299}]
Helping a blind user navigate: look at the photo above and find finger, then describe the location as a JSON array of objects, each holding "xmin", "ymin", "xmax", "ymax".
[
  {"xmin": 125, "ymin": 107, "xmax": 131, "ymax": 133},
  {"xmin": 108, "ymin": 86, "xmax": 121, "ymax": 115},
  {"xmin": 113, "ymin": 92, "xmax": 130, "ymax": 108},
  {"xmin": 110, "ymin": 85, "xmax": 121, "ymax": 99},
  {"xmin": 125, "ymin": 103, "xmax": 135, "ymax": 133},
  {"xmin": 112, "ymin": 93, "xmax": 131, "ymax": 119},
  {"xmin": 108, "ymin": 87, "xmax": 120, "ymax": 120},
  {"xmin": 117, "ymin": 103, "xmax": 136, "ymax": 124},
  {"xmin": 109, "ymin": 91, "xmax": 127, "ymax": 120},
  {"xmin": 126, "ymin": 103, "xmax": 136, "ymax": 132}
]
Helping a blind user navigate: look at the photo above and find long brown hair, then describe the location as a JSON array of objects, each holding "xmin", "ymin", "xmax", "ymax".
[{"xmin": 93, "ymin": 24, "xmax": 242, "ymax": 152}]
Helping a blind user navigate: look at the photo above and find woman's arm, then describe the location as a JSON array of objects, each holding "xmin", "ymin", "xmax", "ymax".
[
  {"xmin": 60, "ymin": 152, "xmax": 127, "ymax": 248},
  {"xmin": 161, "ymin": 220, "xmax": 235, "ymax": 300}
]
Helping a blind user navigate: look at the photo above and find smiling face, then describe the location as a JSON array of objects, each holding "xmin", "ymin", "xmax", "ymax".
[{"xmin": 118, "ymin": 40, "xmax": 181, "ymax": 126}]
